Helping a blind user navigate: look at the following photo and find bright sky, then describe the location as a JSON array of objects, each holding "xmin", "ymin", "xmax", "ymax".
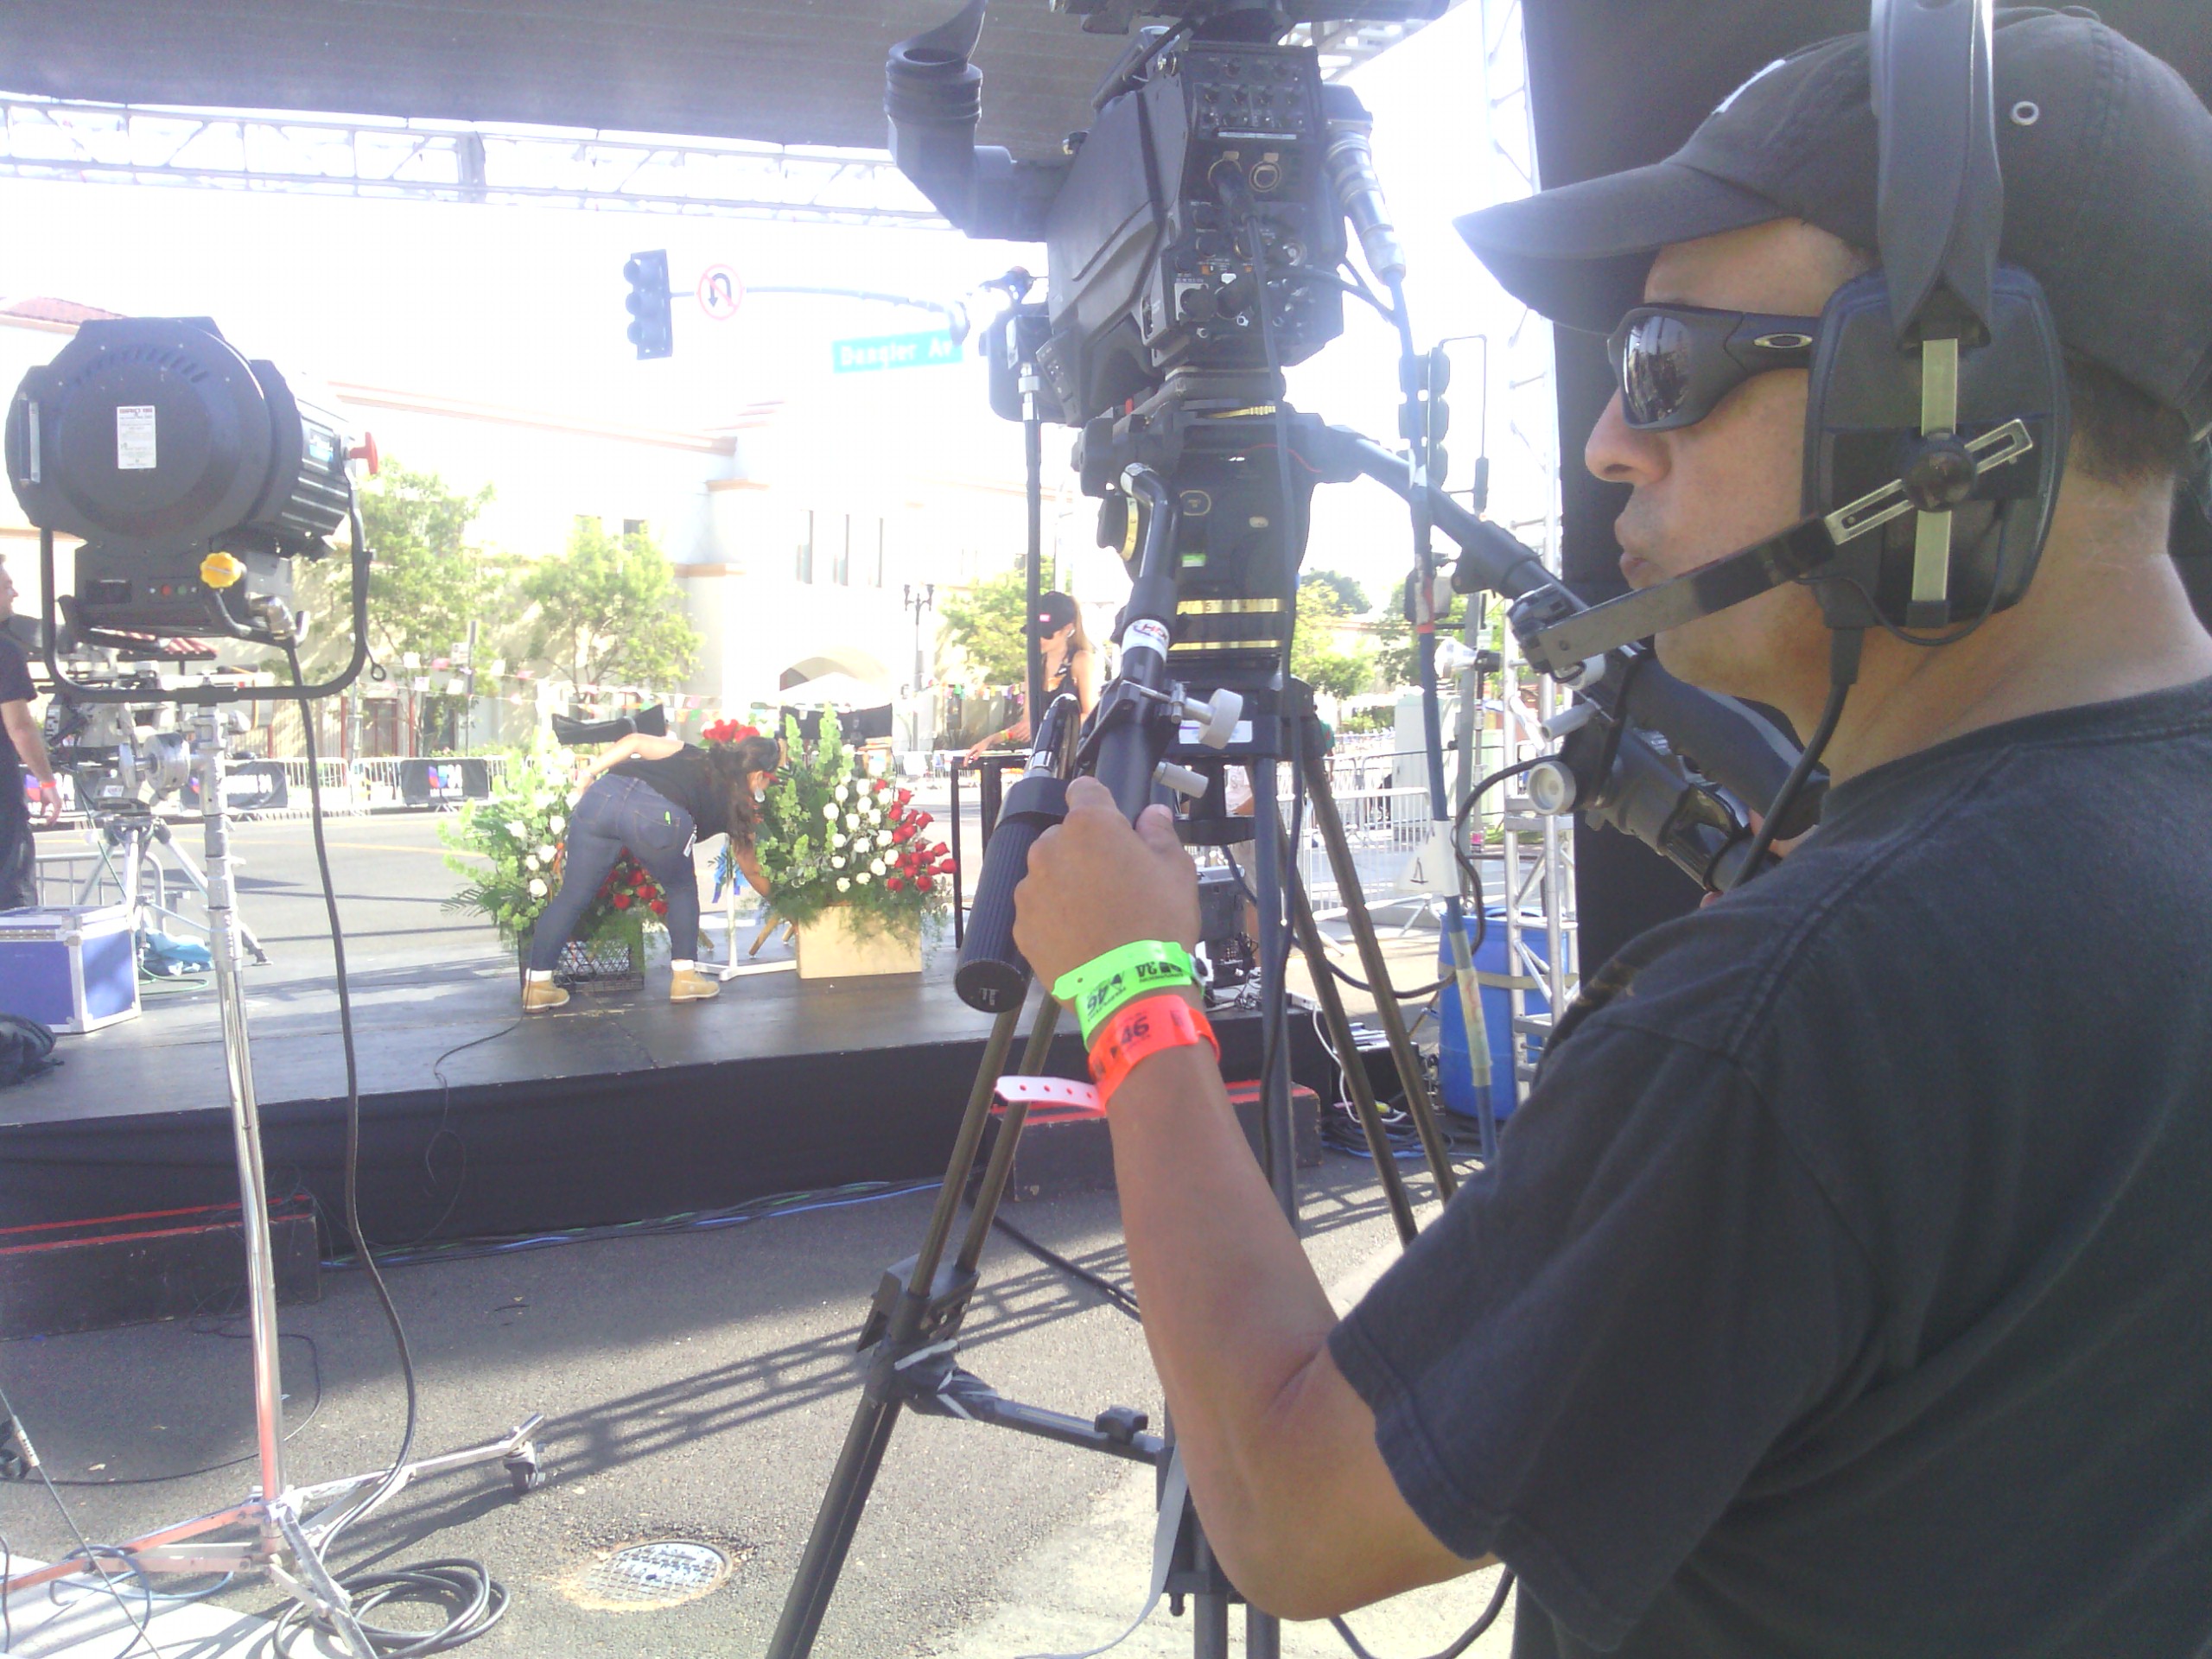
[{"xmin": 0, "ymin": 1, "xmax": 1544, "ymax": 606}]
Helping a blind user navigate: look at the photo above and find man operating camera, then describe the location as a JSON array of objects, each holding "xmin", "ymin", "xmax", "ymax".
[{"xmin": 1012, "ymin": 11, "xmax": 2212, "ymax": 1655}]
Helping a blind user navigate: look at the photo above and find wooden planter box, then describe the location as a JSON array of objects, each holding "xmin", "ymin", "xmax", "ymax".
[{"xmin": 794, "ymin": 906, "xmax": 922, "ymax": 979}]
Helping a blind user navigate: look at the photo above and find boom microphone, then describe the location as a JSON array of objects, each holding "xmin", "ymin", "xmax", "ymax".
[{"xmin": 1321, "ymin": 86, "xmax": 1407, "ymax": 286}]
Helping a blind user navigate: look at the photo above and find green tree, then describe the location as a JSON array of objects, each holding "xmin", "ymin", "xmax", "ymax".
[
  {"xmin": 297, "ymin": 461, "xmax": 505, "ymax": 671},
  {"xmin": 938, "ymin": 565, "xmax": 1033, "ymax": 687},
  {"xmin": 1301, "ymin": 569, "xmax": 1368, "ymax": 615},
  {"xmin": 1372, "ymin": 579, "xmax": 1467, "ymax": 690},
  {"xmin": 522, "ymin": 518, "xmax": 700, "ymax": 692},
  {"xmin": 1290, "ymin": 571, "xmax": 1375, "ymax": 702}
]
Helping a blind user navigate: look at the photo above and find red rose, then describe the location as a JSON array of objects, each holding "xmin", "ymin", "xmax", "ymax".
[
  {"xmin": 893, "ymin": 824, "xmax": 914, "ymax": 842},
  {"xmin": 915, "ymin": 874, "xmax": 934, "ymax": 893},
  {"xmin": 886, "ymin": 875, "xmax": 904, "ymax": 892},
  {"xmin": 912, "ymin": 811, "xmax": 932, "ymax": 830},
  {"xmin": 612, "ymin": 893, "xmax": 632, "ymax": 909},
  {"xmin": 650, "ymin": 899, "xmax": 668, "ymax": 916},
  {"xmin": 896, "ymin": 789, "xmax": 912, "ymax": 807}
]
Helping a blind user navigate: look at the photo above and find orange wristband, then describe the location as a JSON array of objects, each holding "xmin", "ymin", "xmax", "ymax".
[{"xmin": 1087, "ymin": 991, "xmax": 1218, "ymax": 1104}]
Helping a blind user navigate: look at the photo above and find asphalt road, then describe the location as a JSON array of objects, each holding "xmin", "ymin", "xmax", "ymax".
[{"xmin": 0, "ymin": 1159, "xmax": 1513, "ymax": 1656}]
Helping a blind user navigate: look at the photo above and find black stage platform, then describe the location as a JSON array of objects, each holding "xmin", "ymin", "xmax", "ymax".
[{"xmin": 0, "ymin": 937, "xmax": 1321, "ymax": 1245}]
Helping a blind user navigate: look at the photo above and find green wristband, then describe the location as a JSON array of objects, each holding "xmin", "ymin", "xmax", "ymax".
[{"xmin": 1053, "ymin": 940, "xmax": 1198, "ymax": 1045}]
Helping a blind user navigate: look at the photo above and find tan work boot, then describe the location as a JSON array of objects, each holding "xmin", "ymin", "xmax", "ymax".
[
  {"xmin": 522, "ymin": 976, "xmax": 569, "ymax": 1013},
  {"xmin": 670, "ymin": 969, "xmax": 721, "ymax": 1002}
]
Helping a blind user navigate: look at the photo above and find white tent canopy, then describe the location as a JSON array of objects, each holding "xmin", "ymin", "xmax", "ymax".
[{"xmin": 779, "ymin": 671, "xmax": 892, "ymax": 710}]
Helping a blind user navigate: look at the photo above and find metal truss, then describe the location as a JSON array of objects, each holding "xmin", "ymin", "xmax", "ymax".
[
  {"xmin": 0, "ymin": 6, "xmax": 1460, "ymax": 224},
  {"xmin": 1465, "ymin": 0, "xmax": 1577, "ymax": 1096},
  {"xmin": 0, "ymin": 93, "xmax": 945, "ymax": 226}
]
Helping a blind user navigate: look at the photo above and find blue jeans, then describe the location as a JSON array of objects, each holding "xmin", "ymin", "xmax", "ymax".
[{"xmin": 526, "ymin": 774, "xmax": 699, "ymax": 970}]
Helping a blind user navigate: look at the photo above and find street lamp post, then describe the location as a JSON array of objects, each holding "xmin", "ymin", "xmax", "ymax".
[{"xmin": 903, "ymin": 582, "xmax": 935, "ymax": 751}]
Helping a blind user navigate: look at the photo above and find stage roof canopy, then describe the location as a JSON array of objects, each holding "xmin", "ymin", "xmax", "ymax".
[{"xmin": 0, "ymin": 1, "xmax": 1142, "ymax": 156}]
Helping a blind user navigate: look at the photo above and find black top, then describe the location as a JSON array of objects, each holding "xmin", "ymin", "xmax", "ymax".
[
  {"xmin": 0, "ymin": 632, "xmax": 35, "ymax": 823},
  {"xmin": 608, "ymin": 744, "xmax": 737, "ymax": 843},
  {"xmin": 1331, "ymin": 677, "xmax": 2212, "ymax": 1658}
]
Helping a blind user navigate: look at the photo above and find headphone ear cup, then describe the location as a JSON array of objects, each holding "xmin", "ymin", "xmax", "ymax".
[{"xmin": 1802, "ymin": 264, "xmax": 2069, "ymax": 633}]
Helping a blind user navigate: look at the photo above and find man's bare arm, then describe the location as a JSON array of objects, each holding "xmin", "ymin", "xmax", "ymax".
[
  {"xmin": 1104, "ymin": 1030, "xmax": 1486, "ymax": 1618},
  {"xmin": 1014, "ymin": 779, "xmax": 1484, "ymax": 1619},
  {"xmin": 3, "ymin": 700, "xmax": 59, "ymax": 823}
]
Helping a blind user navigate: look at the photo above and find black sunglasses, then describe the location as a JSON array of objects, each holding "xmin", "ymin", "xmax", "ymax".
[{"xmin": 1605, "ymin": 304, "xmax": 1821, "ymax": 431}]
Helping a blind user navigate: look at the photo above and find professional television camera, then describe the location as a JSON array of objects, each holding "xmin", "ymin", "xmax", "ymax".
[
  {"xmin": 44, "ymin": 672, "xmax": 194, "ymax": 812},
  {"xmin": 769, "ymin": 10, "xmax": 1823, "ymax": 1659}
]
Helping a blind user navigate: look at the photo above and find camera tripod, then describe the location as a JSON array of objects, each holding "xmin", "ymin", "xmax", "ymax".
[
  {"xmin": 768, "ymin": 670, "xmax": 1473, "ymax": 1657},
  {"xmin": 1, "ymin": 709, "xmax": 543, "ymax": 1656},
  {"xmin": 78, "ymin": 796, "xmax": 269, "ymax": 964}
]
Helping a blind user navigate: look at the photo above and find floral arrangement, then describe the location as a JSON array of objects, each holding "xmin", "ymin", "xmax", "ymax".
[
  {"xmin": 753, "ymin": 714, "xmax": 953, "ymax": 936},
  {"xmin": 441, "ymin": 739, "xmax": 658, "ymax": 946},
  {"xmin": 702, "ymin": 716, "xmax": 761, "ymax": 747}
]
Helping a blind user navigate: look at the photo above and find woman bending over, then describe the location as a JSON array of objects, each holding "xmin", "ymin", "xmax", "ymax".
[{"xmin": 523, "ymin": 731, "xmax": 780, "ymax": 1012}]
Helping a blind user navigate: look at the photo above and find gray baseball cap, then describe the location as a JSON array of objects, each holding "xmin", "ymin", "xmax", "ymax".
[{"xmin": 1455, "ymin": 8, "xmax": 2212, "ymax": 424}]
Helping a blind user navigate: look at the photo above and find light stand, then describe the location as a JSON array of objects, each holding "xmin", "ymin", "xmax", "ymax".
[{"xmin": 1, "ymin": 702, "xmax": 544, "ymax": 1646}]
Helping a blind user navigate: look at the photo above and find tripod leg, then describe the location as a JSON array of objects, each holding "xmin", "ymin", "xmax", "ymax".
[
  {"xmin": 956, "ymin": 996, "xmax": 1060, "ymax": 1273},
  {"xmin": 1249, "ymin": 761, "xmax": 1298, "ymax": 1223},
  {"xmin": 1279, "ymin": 815, "xmax": 1420, "ymax": 1245},
  {"xmin": 1296, "ymin": 746, "xmax": 1459, "ymax": 1204},
  {"xmin": 768, "ymin": 997, "xmax": 1033, "ymax": 1659}
]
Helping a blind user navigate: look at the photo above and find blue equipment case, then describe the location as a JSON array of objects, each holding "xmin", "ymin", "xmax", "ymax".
[
  {"xmin": 0, "ymin": 905, "xmax": 140, "ymax": 1033},
  {"xmin": 1437, "ymin": 908, "xmax": 1549, "ymax": 1126}
]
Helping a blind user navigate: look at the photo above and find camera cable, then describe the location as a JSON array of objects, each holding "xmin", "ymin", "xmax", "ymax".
[
  {"xmin": 285, "ymin": 639, "xmax": 506, "ymax": 1653},
  {"xmin": 1328, "ymin": 1561, "xmax": 1516, "ymax": 1659},
  {"xmin": 989, "ymin": 1217, "xmax": 1141, "ymax": 1322},
  {"xmin": 1734, "ymin": 629, "xmax": 1860, "ymax": 882}
]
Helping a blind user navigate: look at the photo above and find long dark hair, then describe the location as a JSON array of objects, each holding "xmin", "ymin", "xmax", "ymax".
[{"xmin": 704, "ymin": 734, "xmax": 781, "ymax": 849}]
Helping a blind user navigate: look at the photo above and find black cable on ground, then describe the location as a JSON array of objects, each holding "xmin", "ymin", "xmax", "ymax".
[
  {"xmin": 272, "ymin": 1560, "xmax": 509, "ymax": 1658},
  {"xmin": 0, "ymin": 1380, "xmax": 160, "ymax": 1659},
  {"xmin": 1329, "ymin": 1566, "xmax": 1516, "ymax": 1659},
  {"xmin": 288, "ymin": 639, "xmax": 504, "ymax": 1654},
  {"xmin": 323, "ymin": 1181, "xmax": 936, "ymax": 1271},
  {"xmin": 39, "ymin": 1327, "xmax": 323, "ymax": 1488},
  {"xmin": 990, "ymin": 1217, "xmax": 1141, "ymax": 1322}
]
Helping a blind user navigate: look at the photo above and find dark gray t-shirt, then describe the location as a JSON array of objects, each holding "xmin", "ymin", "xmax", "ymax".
[{"xmin": 1331, "ymin": 677, "xmax": 2212, "ymax": 1657}]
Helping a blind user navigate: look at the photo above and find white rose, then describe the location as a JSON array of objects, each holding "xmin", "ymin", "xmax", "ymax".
[
  {"xmin": 549, "ymin": 816, "xmax": 565, "ymax": 835},
  {"xmin": 524, "ymin": 854, "xmax": 540, "ymax": 871},
  {"xmin": 506, "ymin": 820, "xmax": 528, "ymax": 836},
  {"xmin": 830, "ymin": 855, "xmax": 845, "ymax": 869},
  {"xmin": 823, "ymin": 802, "xmax": 839, "ymax": 821},
  {"xmin": 528, "ymin": 878, "xmax": 548, "ymax": 898},
  {"xmin": 870, "ymin": 858, "xmax": 886, "ymax": 875},
  {"xmin": 867, "ymin": 805, "xmax": 882, "ymax": 824},
  {"xmin": 877, "ymin": 831, "xmax": 894, "ymax": 849},
  {"xmin": 837, "ymin": 875, "xmax": 852, "ymax": 892},
  {"xmin": 856, "ymin": 870, "xmax": 871, "ymax": 885},
  {"xmin": 836, "ymin": 782, "xmax": 850, "ymax": 802},
  {"xmin": 845, "ymin": 812, "xmax": 861, "ymax": 830},
  {"xmin": 541, "ymin": 844, "xmax": 558, "ymax": 861}
]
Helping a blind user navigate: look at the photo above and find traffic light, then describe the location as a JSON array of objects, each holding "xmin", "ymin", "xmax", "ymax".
[
  {"xmin": 1398, "ymin": 345, "xmax": 1451, "ymax": 486},
  {"xmin": 623, "ymin": 250, "xmax": 673, "ymax": 359}
]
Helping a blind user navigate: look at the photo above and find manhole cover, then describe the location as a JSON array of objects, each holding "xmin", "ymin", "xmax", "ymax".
[{"xmin": 570, "ymin": 1541, "xmax": 732, "ymax": 1611}]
